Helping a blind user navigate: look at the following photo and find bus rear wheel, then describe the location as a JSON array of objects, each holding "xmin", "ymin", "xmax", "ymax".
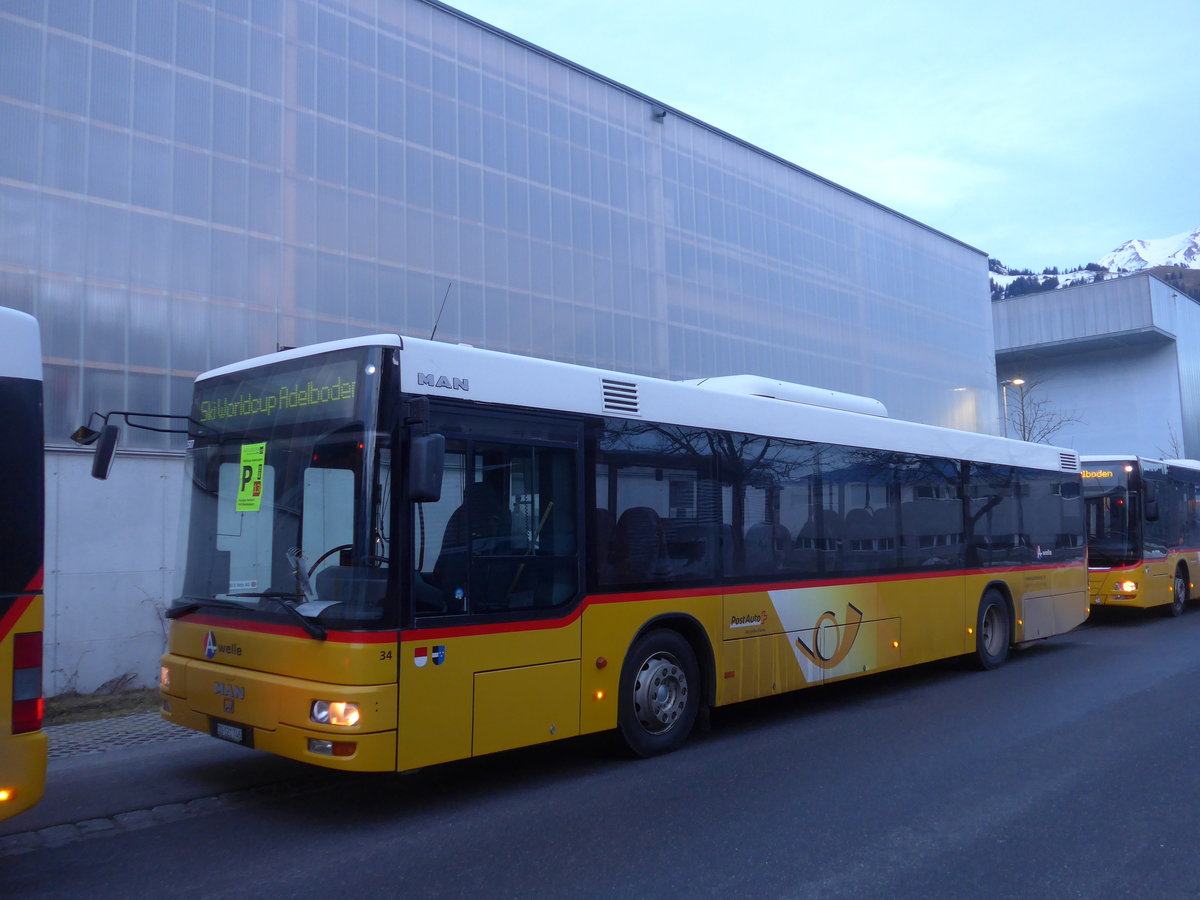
[
  {"xmin": 1165, "ymin": 567, "xmax": 1188, "ymax": 617},
  {"xmin": 974, "ymin": 590, "xmax": 1011, "ymax": 670},
  {"xmin": 618, "ymin": 629, "xmax": 701, "ymax": 758}
]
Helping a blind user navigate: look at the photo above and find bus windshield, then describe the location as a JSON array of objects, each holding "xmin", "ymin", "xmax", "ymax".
[
  {"xmin": 1082, "ymin": 464, "xmax": 1139, "ymax": 567},
  {"xmin": 176, "ymin": 347, "xmax": 395, "ymax": 630}
]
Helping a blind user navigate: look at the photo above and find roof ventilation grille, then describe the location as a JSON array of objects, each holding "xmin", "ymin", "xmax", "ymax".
[
  {"xmin": 602, "ymin": 378, "xmax": 640, "ymax": 414},
  {"xmin": 1059, "ymin": 452, "xmax": 1080, "ymax": 471}
]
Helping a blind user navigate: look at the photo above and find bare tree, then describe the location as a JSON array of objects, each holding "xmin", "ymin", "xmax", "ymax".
[
  {"xmin": 1004, "ymin": 377, "xmax": 1081, "ymax": 444},
  {"xmin": 1158, "ymin": 422, "xmax": 1185, "ymax": 459}
]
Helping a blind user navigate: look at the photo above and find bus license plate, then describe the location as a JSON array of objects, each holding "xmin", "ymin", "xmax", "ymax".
[{"xmin": 210, "ymin": 718, "xmax": 253, "ymax": 747}]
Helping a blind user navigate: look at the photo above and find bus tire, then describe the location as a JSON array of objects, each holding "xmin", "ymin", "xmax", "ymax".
[
  {"xmin": 618, "ymin": 628, "xmax": 701, "ymax": 758},
  {"xmin": 974, "ymin": 589, "xmax": 1011, "ymax": 670},
  {"xmin": 1165, "ymin": 566, "xmax": 1188, "ymax": 617}
]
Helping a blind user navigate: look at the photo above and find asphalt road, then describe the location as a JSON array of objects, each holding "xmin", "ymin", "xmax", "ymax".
[{"xmin": 4, "ymin": 606, "xmax": 1200, "ymax": 899}]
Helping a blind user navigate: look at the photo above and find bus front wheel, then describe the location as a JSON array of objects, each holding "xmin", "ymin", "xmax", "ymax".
[
  {"xmin": 1165, "ymin": 567, "xmax": 1189, "ymax": 617},
  {"xmin": 974, "ymin": 590, "xmax": 1011, "ymax": 670},
  {"xmin": 618, "ymin": 629, "xmax": 701, "ymax": 758}
]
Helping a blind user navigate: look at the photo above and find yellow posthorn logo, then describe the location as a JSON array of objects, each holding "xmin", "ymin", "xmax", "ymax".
[{"xmin": 796, "ymin": 603, "xmax": 864, "ymax": 669}]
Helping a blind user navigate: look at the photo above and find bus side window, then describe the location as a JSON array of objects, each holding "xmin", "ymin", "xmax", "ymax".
[{"xmin": 415, "ymin": 437, "xmax": 579, "ymax": 616}]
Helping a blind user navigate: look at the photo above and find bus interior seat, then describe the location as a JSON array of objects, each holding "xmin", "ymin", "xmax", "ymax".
[
  {"xmin": 614, "ymin": 506, "xmax": 668, "ymax": 582},
  {"xmin": 743, "ymin": 522, "xmax": 791, "ymax": 574},
  {"xmin": 432, "ymin": 482, "xmax": 511, "ymax": 611}
]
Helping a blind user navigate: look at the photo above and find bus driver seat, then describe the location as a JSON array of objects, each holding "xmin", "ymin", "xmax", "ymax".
[{"xmin": 432, "ymin": 482, "xmax": 511, "ymax": 611}]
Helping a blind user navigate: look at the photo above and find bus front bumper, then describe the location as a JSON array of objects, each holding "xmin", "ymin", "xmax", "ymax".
[{"xmin": 159, "ymin": 653, "xmax": 397, "ymax": 772}]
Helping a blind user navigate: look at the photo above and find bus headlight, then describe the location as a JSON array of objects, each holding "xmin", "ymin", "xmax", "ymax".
[
  {"xmin": 310, "ymin": 700, "xmax": 360, "ymax": 727},
  {"xmin": 1116, "ymin": 580, "xmax": 1138, "ymax": 593}
]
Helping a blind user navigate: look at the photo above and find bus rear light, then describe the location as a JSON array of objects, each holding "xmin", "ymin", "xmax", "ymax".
[
  {"xmin": 0, "ymin": 787, "xmax": 14, "ymax": 804},
  {"xmin": 12, "ymin": 699, "xmax": 44, "ymax": 734},
  {"xmin": 13, "ymin": 632, "xmax": 41, "ymax": 670},
  {"xmin": 12, "ymin": 632, "xmax": 43, "ymax": 733},
  {"xmin": 160, "ymin": 665, "xmax": 171, "ymax": 688},
  {"xmin": 310, "ymin": 700, "xmax": 360, "ymax": 727},
  {"xmin": 308, "ymin": 738, "xmax": 356, "ymax": 757}
]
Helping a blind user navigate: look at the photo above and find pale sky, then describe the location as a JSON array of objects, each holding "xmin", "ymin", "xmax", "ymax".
[{"xmin": 448, "ymin": 0, "xmax": 1198, "ymax": 271}]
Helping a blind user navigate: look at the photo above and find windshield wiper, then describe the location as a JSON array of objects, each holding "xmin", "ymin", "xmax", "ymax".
[
  {"xmin": 228, "ymin": 592, "xmax": 327, "ymax": 640},
  {"xmin": 168, "ymin": 593, "xmax": 327, "ymax": 640}
]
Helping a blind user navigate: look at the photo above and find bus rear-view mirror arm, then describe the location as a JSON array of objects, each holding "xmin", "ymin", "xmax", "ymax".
[{"xmin": 71, "ymin": 410, "xmax": 198, "ymax": 480}]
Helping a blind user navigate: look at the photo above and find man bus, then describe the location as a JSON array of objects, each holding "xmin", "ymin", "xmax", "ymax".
[
  {"xmin": 0, "ymin": 307, "xmax": 46, "ymax": 819},
  {"xmin": 1082, "ymin": 455, "xmax": 1200, "ymax": 616},
  {"xmin": 115, "ymin": 335, "xmax": 1087, "ymax": 771}
]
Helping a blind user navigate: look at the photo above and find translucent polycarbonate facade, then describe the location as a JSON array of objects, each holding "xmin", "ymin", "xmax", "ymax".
[{"xmin": 0, "ymin": 0, "xmax": 998, "ymax": 450}]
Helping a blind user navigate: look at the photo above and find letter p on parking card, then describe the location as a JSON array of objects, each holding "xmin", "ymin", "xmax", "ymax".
[{"xmin": 236, "ymin": 442, "xmax": 266, "ymax": 511}]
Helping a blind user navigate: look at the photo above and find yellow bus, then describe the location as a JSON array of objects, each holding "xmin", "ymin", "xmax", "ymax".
[
  {"xmin": 0, "ymin": 307, "xmax": 46, "ymax": 819},
  {"xmin": 142, "ymin": 336, "xmax": 1087, "ymax": 770},
  {"xmin": 1082, "ymin": 456, "xmax": 1200, "ymax": 615}
]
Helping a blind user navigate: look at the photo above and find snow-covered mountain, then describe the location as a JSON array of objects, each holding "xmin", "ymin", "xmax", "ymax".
[
  {"xmin": 991, "ymin": 226, "xmax": 1200, "ymax": 301},
  {"xmin": 1097, "ymin": 228, "xmax": 1200, "ymax": 272}
]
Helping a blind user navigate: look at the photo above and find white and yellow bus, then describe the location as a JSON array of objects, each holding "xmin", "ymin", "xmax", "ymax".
[
  {"xmin": 0, "ymin": 307, "xmax": 46, "ymax": 819},
  {"xmin": 146, "ymin": 336, "xmax": 1087, "ymax": 770},
  {"xmin": 1082, "ymin": 456, "xmax": 1200, "ymax": 615}
]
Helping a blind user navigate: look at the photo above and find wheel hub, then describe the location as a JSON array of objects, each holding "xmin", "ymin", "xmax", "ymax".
[
  {"xmin": 981, "ymin": 605, "xmax": 1002, "ymax": 655},
  {"xmin": 633, "ymin": 652, "xmax": 688, "ymax": 734}
]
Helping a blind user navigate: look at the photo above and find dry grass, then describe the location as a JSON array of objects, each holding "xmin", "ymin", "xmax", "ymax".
[{"xmin": 44, "ymin": 688, "xmax": 160, "ymax": 726}]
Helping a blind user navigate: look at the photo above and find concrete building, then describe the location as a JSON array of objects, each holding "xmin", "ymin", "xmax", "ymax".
[
  {"xmin": 1, "ymin": 0, "xmax": 998, "ymax": 693},
  {"xmin": 993, "ymin": 273, "xmax": 1200, "ymax": 459}
]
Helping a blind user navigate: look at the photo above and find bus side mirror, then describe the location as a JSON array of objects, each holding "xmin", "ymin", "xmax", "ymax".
[
  {"xmin": 90, "ymin": 424, "xmax": 121, "ymax": 480},
  {"xmin": 194, "ymin": 445, "xmax": 220, "ymax": 494},
  {"xmin": 1144, "ymin": 483, "xmax": 1159, "ymax": 521},
  {"xmin": 408, "ymin": 433, "xmax": 445, "ymax": 503}
]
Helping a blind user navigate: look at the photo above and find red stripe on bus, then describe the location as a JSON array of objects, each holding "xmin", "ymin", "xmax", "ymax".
[
  {"xmin": 174, "ymin": 561, "xmax": 1081, "ymax": 644},
  {"xmin": 176, "ymin": 613, "xmax": 398, "ymax": 644},
  {"xmin": 24, "ymin": 564, "xmax": 44, "ymax": 594},
  {"xmin": 402, "ymin": 561, "xmax": 1081, "ymax": 642},
  {"xmin": 720, "ymin": 562, "xmax": 1073, "ymax": 596},
  {"xmin": 0, "ymin": 592, "xmax": 35, "ymax": 645},
  {"xmin": 1088, "ymin": 551, "xmax": 1200, "ymax": 572}
]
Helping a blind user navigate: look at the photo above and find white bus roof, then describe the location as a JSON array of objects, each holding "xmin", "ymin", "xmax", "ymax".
[
  {"xmin": 1081, "ymin": 455, "xmax": 1200, "ymax": 475},
  {"xmin": 198, "ymin": 333, "xmax": 402, "ymax": 381},
  {"xmin": 0, "ymin": 307, "xmax": 42, "ymax": 382},
  {"xmin": 199, "ymin": 334, "xmax": 1080, "ymax": 473}
]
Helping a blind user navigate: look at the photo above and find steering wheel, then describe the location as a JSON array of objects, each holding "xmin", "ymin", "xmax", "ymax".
[
  {"xmin": 306, "ymin": 544, "xmax": 353, "ymax": 576},
  {"xmin": 306, "ymin": 545, "xmax": 391, "ymax": 577}
]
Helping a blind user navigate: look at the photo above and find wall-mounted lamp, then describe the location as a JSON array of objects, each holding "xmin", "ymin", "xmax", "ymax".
[{"xmin": 650, "ymin": 105, "xmax": 666, "ymax": 123}]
